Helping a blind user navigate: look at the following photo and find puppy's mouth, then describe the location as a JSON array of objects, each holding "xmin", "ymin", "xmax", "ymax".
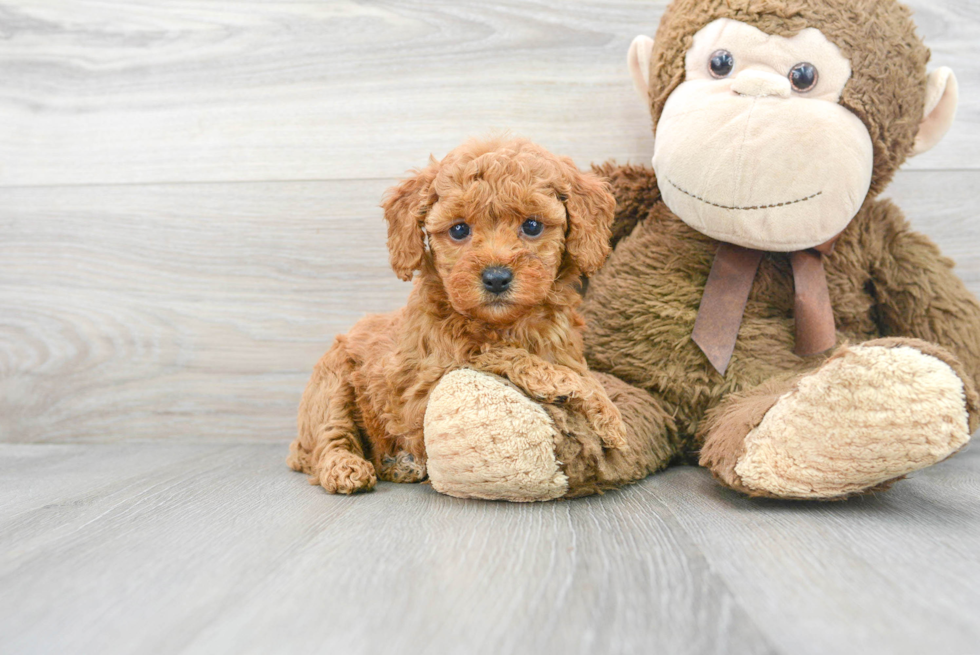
[
  {"xmin": 483, "ymin": 296, "xmax": 514, "ymax": 308},
  {"xmin": 468, "ymin": 292, "xmax": 524, "ymax": 324},
  {"xmin": 448, "ymin": 291, "xmax": 517, "ymax": 316}
]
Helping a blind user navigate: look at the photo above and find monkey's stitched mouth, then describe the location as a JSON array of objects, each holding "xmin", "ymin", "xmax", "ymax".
[{"xmin": 667, "ymin": 179, "xmax": 822, "ymax": 211}]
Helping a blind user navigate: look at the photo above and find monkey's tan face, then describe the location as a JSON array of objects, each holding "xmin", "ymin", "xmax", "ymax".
[{"xmin": 653, "ymin": 19, "xmax": 874, "ymax": 251}]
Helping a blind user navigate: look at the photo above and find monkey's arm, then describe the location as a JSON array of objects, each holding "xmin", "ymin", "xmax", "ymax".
[
  {"xmin": 862, "ymin": 199, "xmax": 980, "ymax": 392},
  {"xmin": 591, "ymin": 162, "xmax": 661, "ymax": 249}
]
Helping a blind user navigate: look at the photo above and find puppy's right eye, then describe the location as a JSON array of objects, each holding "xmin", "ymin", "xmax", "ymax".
[
  {"xmin": 521, "ymin": 218, "xmax": 544, "ymax": 237},
  {"xmin": 448, "ymin": 223, "xmax": 470, "ymax": 241}
]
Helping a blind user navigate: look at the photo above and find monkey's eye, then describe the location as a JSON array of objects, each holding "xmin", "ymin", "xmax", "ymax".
[
  {"xmin": 448, "ymin": 222, "xmax": 471, "ymax": 241},
  {"xmin": 709, "ymin": 50, "xmax": 735, "ymax": 78},
  {"xmin": 789, "ymin": 62, "xmax": 818, "ymax": 92},
  {"xmin": 521, "ymin": 218, "xmax": 544, "ymax": 237}
]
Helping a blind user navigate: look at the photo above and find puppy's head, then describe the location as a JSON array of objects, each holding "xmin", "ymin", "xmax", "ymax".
[{"xmin": 382, "ymin": 138, "xmax": 615, "ymax": 325}]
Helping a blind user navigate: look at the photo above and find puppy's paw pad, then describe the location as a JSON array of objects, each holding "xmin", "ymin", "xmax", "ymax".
[{"xmin": 379, "ymin": 452, "xmax": 427, "ymax": 483}]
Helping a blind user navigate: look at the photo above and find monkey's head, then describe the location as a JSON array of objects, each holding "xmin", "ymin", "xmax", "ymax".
[{"xmin": 629, "ymin": 0, "xmax": 958, "ymax": 252}]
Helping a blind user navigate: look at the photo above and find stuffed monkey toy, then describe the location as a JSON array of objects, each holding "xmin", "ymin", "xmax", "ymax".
[{"xmin": 423, "ymin": 0, "xmax": 980, "ymax": 501}]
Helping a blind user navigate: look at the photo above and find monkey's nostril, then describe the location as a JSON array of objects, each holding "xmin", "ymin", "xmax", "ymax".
[{"xmin": 482, "ymin": 266, "xmax": 513, "ymax": 295}]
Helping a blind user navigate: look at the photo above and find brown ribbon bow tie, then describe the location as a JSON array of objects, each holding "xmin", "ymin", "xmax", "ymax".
[{"xmin": 691, "ymin": 240, "xmax": 838, "ymax": 376}]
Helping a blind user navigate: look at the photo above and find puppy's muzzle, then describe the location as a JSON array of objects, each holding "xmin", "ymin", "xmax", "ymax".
[{"xmin": 482, "ymin": 266, "xmax": 513, "ymax": 295}]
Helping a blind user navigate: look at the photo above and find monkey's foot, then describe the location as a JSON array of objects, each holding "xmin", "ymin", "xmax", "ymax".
[
  {"xmin": 703, "ymin": 340, "xmax": 973, "ymax": 500},
  {"xmin": 424, "ymin": 369, "xmax": 569, "ymax": 502}
]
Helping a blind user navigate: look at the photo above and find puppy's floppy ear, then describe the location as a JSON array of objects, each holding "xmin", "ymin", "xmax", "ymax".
[
  {"xmin": 556, "ymin": 157, "xmax": 616, "ymax": 276},
  {"xmin": 381, "ymin": 158, "xmax": 439, "ymax": 281}
]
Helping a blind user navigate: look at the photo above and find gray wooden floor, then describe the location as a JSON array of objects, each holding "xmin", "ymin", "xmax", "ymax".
[
  {"xmin": 2, "ymin": 1, "xmax": 979, "ymax": 654},
  {"xmin": 2, "ymin": 442, "xmax": 979, "ymax": 655}
]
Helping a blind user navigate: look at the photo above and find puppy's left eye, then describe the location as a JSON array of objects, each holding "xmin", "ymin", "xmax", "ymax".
[
  {"xmin": 521, "ymin": 218, "xmax": 544, "ymax": 237},
  {"xmin": 448, "ymin": 223, "xmax": 471, "ymax": 241}
]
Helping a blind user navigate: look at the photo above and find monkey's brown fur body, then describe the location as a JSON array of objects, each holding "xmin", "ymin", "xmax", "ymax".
[
  {"xmin": 582, "ymin": 164, "xmax": 980, "ymax": 495},
  {"xmin": 571, "ymin": 0, "xmax": 980, "ymax": 498},
  {"xmin": 420, "ymin": 0, "xmax": 980, "ymax": 501}
]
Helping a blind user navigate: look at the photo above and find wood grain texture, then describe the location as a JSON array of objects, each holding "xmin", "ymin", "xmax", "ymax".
[
  {"xmin": 653, "ymin": 449, "xmax": 980, "ymax": 655},
  {"xmin": 0, "ymin": 179, "xmax": 408, "ymax": 442},
  {"xmin": 1, "ymin": 441, "xmax": 978, "ymax": 655},
  {"xmin": 0, "ymin": 0, "xmax": 977, "ymax": 188},
  {"xmin": 2, "ymin": 171, "xmax": 977, "ymax": 443},
  {"xmin": 886, "ymin": 170, "xmax": 980, "ymax": 290}
]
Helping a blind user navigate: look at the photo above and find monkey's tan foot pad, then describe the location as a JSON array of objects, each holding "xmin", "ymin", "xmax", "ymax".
[
  {"xmin": 735, "ymin": 344, "xmax": 971, "ymax": 499},
  {"xmin": 424, "ymin": 369, "xmax": 569, "ymax": 502}
]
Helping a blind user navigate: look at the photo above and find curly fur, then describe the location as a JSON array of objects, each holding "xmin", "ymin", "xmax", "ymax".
[{"xmin": 288, "ymin": 138, "xmax": 623, "ymax": 494}]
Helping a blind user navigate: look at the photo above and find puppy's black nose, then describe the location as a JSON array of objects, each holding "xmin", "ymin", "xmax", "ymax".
[{"xmin": 482, "ymin": 266, "xmax": 513, "ymax": 295}]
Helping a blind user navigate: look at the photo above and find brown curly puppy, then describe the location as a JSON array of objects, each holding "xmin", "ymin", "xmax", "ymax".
[{"xmin": 288, "ymin": 138, "xmax": 626, "ymax": 494}]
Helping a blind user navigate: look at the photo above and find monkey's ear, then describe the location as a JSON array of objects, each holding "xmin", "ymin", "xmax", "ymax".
[
  {"xmin": 381, "ymin": 158, "xmax": 439, "ymax": 281},
  {"xmin": 628, "ymin": 35, "xmax": 655, "ymax": 104},
  {"xmin": 912, "ymin": 68, "xmax": 959, "ymax": 157},
  {"xmin": 558, "ymin": 160, "xmax": 616, "ymax": 277}
]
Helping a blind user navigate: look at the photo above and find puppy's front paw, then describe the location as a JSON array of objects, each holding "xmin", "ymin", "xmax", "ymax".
[
  {"xmin": 379, "ymin": 451, "xmax": 427, "ymax": 483},
  {"xmin": 585, "ymin": 399, "xmax": 628, "ymax": 449},
  {"xmin": 525, "ymin": 369, "xmax": 580, "ymax": 406},
  {"xmin": 315, "ymin": 453, "xmax": 377, "ymax": 495}
]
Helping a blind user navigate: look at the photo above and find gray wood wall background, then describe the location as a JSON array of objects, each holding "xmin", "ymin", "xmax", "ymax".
[{"xmin": 1, "ymin": 0, "xmax": 978, "ymax": 444}]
